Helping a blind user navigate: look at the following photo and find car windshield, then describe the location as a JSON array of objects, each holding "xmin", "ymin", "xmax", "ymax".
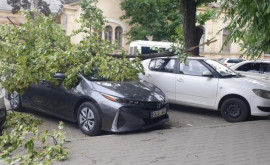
[{"xmin": 204, "ymin": 59, "xmax": 238, "ymax": 77}]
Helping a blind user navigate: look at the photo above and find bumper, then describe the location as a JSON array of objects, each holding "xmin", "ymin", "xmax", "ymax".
[
  {"xmin": 249, "ymin": 97, "xmax": 270, "ymax": 116},
  {"xmin": 110, "ymin": 104, "xmax": 169, "ymax": 133}
]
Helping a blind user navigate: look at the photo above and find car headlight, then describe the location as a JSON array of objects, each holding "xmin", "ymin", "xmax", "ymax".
[
  {"xmin": 102, "ymin": 94, "xmax": 140, "ymax": 105},
  {"xmin": 252, "ymin": 89, "xmax": 270, "ymax": 99}
]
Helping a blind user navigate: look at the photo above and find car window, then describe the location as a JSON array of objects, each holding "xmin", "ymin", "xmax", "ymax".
[
  {"xmin": 236, "ymin": 63, "xmax": 260, "ymax": 73},
  {"xmin": 179, "ymin": 60, "xmax": 209, "ymax": 76},
  {"xmin": 227, "ymin": 59, "xmax": 245, "ymax": 63},
  {"xmin": 149, "ymin": 59, "xmax": 156, "ymax": 70},
  {"xmin": 134, "ymin": 46, "xmax": 138, "ymax": 55},
  {"xmin": 141, "ymin": 47, "xmax": 158, "ymax": 54},
  {"xmin": 129, "ymin": 47, "xmax": 133, "ymax": 55},
  {"xmin": 262, "ymin": 63, "xmax": 270, "ymax": 74},
  {"xmin": 149, "ymin": 59, "xmax": 175, "ymax": 73}
]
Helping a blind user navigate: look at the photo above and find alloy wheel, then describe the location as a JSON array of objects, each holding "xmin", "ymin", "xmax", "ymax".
[
  {"xmin": 79, "ymin": 107, "xmax": 95, "ymax": 132},
  {"xmin": 10, "ymin": 91, "xmax": 19, "ymax": 109}
]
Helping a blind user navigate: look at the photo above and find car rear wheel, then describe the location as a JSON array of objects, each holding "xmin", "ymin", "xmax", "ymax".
[
  {"xmin": 8, "ymin": 91, "xmax": 24, "ymax": 112},
  {"xmin": 0, "ymin": 109, "xmax": 6, "ymax": 128},
  {"xmin": 221, "ymin": 98, "xmax": 249, "ymax": 122},
  {"xmin": 77, "ymin": 102, "xmax": 101, "ymax": 136}
]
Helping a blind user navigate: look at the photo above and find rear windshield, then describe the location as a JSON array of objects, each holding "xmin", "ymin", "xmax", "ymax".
[{"xmin": 228, "ymin": 59, "xmax": 245, "ymax": 63}]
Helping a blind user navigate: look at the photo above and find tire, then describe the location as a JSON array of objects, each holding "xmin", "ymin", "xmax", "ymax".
[
  {"xmin": 0, "ymin": 109, "xmax": 6, "ymax": 127},
  {"xmin": 77, "ymin": 102, "xmax": 101, "ymax": 136},
  {"xmin": 221, "ymin": 98, "xmax": 249, "ymax": 122},
  {"xmin": 8, "ymin": 91, "xmax": 24, "ymax": 112}
]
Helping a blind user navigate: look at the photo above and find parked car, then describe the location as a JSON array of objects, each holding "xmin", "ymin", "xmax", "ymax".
[
  {"xmin": 139, "ymin": 57, "xmax": 270, "ymax": 122},
  {"xmin": 0, "ymin": 88, "xmax": 6, "ymax": 129},
  {"xmin": 218, "ymin": 58, "xmax": 245, "ymax": 67},
  {"xmin": 129, "ymin": 40, "xmax": 173, "ymax": 55},
  {"xmin": 230, "ymin": 60, "xmax": 270, "ymax": 80},
  {"xmin": 8, "ymin": 73, "xmax": 169, "ymax": 136}
]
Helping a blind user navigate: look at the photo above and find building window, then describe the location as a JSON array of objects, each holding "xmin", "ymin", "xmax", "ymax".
[
  {"xmin": 199, "ymin": 26, "xmax": 205, "ymax": 53},
  {"xmin": 115, "ymin": 26, "xmax": 123, "ymax": 49},
  {"xmin": 222, "ymin": 29, "xmax": 231, "ymax": 53},
  {"xmin": 105, "ymin": 26, "xmax": 112, "ymax": 43}
]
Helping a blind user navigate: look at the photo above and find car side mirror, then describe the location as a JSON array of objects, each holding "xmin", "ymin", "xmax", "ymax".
[
  {"xmin": 54, "ymin": 73, "xmax": 65, "ymax": 80},
  {"xmin": 202, "ymin": 71, "xmax": 213, "ymax": 77}
]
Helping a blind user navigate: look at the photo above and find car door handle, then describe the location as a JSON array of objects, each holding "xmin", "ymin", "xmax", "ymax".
[{"xmin": 177, "ymin": 78, "xmax": 184, "ymax": 82}]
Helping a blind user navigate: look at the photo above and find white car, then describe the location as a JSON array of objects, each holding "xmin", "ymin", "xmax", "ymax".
[
  {"xmin": 230, "ymin": 60, "xmax": 270, "ymax": 80},
  {"xmin": 218, "ymin": 58, "xmax": 245, "ymax": 67},
  {"xmin": 139, "ymin": 57, "xmax": 270, "ymax": 122}
]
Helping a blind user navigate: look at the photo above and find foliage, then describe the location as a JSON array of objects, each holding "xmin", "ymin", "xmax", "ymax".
[
  {"xmin": 0, "ymin": 112, "xmax": 68, "ymax": 164},
  {"xmin": 220, "ymin": 0, "xmax": 270, "ymax": 59},
  {"xmin": 169, "ymin": 26, "xmax": 190, "ymax": 62},
  {"xmin": 7, "ymin": 0, "xmax": 51, "ymax": 16},
  {"xmin": 0, "ymin": 0, "xmax": 144, "ymax": 94},
  {"xmin": 0, "ymin": 12, "xmax": 72, "ymax": 93},
  {"xmin": 197, "ymin": 8, "xmax": 217, "ymax": 26},
  {"xmin": 120, "ymin": 0, "xmax": 182, "ymax": 41}
]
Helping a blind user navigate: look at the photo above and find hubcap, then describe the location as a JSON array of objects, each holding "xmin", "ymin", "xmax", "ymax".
[
  {"xmin": 10, "ymin": 91, "xmax": 19, "ymax": 109},
  {"xmin": 226, "ymin": 104, "xmax": 241, "ymax": 118},
  {"xmin": 79, "ymin": 107, "xmax": 95, "ymax": 132}
]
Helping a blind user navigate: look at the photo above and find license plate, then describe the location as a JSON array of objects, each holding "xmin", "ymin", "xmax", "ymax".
[{"xmin": 150, "ymin": 108, "xmax": 167, "ymax": 119}]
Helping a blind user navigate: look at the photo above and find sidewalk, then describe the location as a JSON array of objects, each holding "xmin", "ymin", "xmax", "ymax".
[{"xmin": 57, "ymin": 120, "xmax": 270, "ymax": 165}]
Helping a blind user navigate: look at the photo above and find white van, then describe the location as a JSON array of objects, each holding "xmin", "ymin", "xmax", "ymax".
[{"xmin": 129, "ymin": 40, "xmax": 173, "ymax": 55}]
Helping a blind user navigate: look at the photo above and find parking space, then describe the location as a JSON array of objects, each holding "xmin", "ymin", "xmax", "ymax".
[{"xmin": 5, "ymin": 101, "xmax": 270, "ymax": 165}]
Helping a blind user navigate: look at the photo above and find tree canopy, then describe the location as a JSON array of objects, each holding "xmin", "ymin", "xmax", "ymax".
[
  {"xmin": 221, "ymin": 0, "xmax": 270, "ymax": 59},
  {"xmin": 120, "ymin": 0, "xmax": 182, "ymax": 41},
  {"xmin": 121, "ymin": 0, "xmax": 217, "ymax": 56},
  {"xmin": 0, "ymin": 0, "xmax": 143, "ymax": 93},
  {"xmin": 7, "ymin": 0, "xmax": 51, "ymax": 16}
]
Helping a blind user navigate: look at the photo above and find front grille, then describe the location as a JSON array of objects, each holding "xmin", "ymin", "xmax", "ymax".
[{"xmin": 140, "ymin": 101, "xmax": 166, "ymax": 110}]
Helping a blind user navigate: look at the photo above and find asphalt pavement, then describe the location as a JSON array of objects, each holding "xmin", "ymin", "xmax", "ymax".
[{"xmin": 15, "ymin": 103, "xmax": 270, "ymax": 165}]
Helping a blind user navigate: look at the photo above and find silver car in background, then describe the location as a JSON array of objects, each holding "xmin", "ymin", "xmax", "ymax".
[
  {"xmin": 218, "ymin": 58, "xmax": 245, "ymax": 67},
  {"xmin": 139, "ymin": 57, "xmax": 270, "ymax": 122},
  {"xmin": 230, "ymin": 60, "xmax": 270, "ymax": 81}
]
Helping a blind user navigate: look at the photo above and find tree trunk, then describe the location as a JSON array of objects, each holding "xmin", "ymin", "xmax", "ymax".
[{"xmin": 181, "ymin": 0, "xmax": 202, "ymax": 56}]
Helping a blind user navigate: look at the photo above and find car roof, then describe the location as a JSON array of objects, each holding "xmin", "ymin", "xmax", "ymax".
[{"xmin": 151, "ymin": 55, "xmax": 207, "ymax": 60}]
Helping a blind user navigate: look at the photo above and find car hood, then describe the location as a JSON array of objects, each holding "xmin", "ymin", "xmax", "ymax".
[
  {"xmin": 91, "ymin": 80, "xmax": 166, "ymax": 102},
  {"xmin": 238, "ymin": 73, "xmax": 270, "ymax": 84},
  {"xmin": 221, "ymin": 75, "xmax": 270, "ymax": 90}
]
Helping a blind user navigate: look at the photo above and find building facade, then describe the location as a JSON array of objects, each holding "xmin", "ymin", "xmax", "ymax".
[
  {"xmin": 59, "ymin": 0, "xmax": 130, "ymax": 52},
  {"xmin": 59, "ymin": 1, "xmax": 245, "ymax": 58},
  {"xmin": 0, "ymin": 0, "xmax": 252, "ymax": 59},
  {"xmin": 197, "ymin": 6, "xmax": 244, "ymax": 59}
]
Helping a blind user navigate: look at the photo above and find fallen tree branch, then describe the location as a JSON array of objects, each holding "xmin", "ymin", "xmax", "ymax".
[{"xmin": 107, "ymin": 38, "xmax": 217, "ymax": 59}]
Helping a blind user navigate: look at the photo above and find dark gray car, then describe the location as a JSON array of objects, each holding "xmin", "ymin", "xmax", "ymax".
[{"xmin": 9, "ymin": 73, "xmax": 169, "ymax": 136}]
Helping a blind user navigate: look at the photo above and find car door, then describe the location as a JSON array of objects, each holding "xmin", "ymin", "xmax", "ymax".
[
  {"xmin": 23, "ymin": 80, "xmax": 78, "ymax": 120},
  {"xmin": 22, "ymin": 80, "xmax": 53, "ymax": 111},
  {"xmin": 42, "ymin": 82, "xmax": 79, "ymax": 120},
  {"xmin": 142, "ymin": 58, "xmax": 176, "ymax": 101},
  {"xmin": 175, "ymin": 60, "xmax": 218, "ymax": 109}
]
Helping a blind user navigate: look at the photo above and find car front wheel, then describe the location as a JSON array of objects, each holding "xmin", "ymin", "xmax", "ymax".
[
  {"xmin": 8, "ymin": 91, "xmax": 24, "ymax": 112},
  {"xmin": 221, "ymin": 98, "xmax": 249, "ymax": 122},
  {"xmin": 77, "ymin": 102, "xmax": 101, "ymax": 136}
]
